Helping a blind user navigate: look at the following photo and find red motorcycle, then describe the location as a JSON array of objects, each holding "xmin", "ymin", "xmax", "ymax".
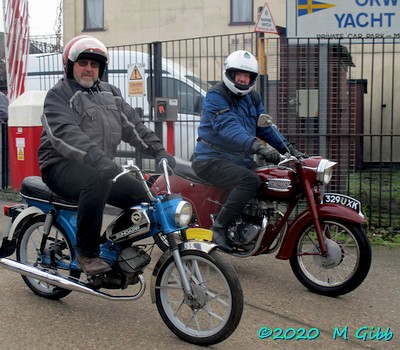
[{"xmin": 151, "ymin": 114, "xmax": 372, "ymax": 297}]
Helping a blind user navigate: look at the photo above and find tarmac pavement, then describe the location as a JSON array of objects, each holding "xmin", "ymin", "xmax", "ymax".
[{"xmin": 0, "ymin": 201, "xmax": 398, "ymax": 350}]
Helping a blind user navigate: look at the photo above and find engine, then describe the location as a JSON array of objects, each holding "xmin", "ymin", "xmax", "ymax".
[
  {"xmin": 100, "ymin": 246, "xmax": 151, "ymax": 290},
  {"xmin": 226, "ymin": 198, "xmax": 285, "ymax": 249},
  {"xmin": 117, "ymin": 246, "xmax": 151, "ymax": 275}
]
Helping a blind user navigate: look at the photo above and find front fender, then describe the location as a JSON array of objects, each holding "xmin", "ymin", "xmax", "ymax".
[
  {"xmin": 276, "ymin": 204, "xmax": 366, "ymax": 260},
  {"xmin": 150, "ymin": 240, "xmax": 217, "ymax": 303}
]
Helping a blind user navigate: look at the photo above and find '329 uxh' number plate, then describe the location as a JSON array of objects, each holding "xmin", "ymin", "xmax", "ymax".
[{"xmin": 322, "ymin": 193, "xmax": 362, "ymax": 215}]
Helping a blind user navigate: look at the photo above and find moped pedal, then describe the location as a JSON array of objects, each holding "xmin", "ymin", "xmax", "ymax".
[{"xmin": 87, "ymin": 273, "xmax": 105, "ymax": 288}]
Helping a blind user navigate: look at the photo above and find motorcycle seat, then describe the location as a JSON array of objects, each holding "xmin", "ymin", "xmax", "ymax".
[
  {"xmin": 20, "ymin": 176, "xmax": 79, "ymax": 210},
  {"xmin": 174, "ymin": 157, "xmax": 214, "ymax": 186}
]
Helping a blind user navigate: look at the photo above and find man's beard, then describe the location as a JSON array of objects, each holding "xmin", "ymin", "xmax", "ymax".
[{"xmin": 74, "ymin": 73, "xmax": 96, "ymax": 88}]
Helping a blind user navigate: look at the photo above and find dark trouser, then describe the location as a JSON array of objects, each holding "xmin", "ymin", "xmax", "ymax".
[
  {"xmin": 192, "ymin": 159, "xmax": 261, "ymax": 226},
  {"xmin": 41, "ymin": 160, "xmax": 149, "ymax": 258}
]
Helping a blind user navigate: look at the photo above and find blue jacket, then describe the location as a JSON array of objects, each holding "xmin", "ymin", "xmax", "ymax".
[{"xmin": 193, "ymin": 86, "xmax": 289, "ymax": 168}]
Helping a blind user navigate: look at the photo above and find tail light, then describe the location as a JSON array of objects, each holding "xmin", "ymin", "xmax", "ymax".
[{"xmin": 3, "ymin": 204, "xmax": 24, "ymax": 218}]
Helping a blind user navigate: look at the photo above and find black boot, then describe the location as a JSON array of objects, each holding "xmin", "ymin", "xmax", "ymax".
[
  {"xmin": 211, "ymin": 224, "xmax": 234, "ymax": 252},
  {"xmin": 211, "ymin": 207, "xmax": 237, "ymax": 252}
]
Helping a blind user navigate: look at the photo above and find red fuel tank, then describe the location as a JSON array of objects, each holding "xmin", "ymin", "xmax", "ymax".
[{"xmin": 256, "ymin": 166, "xmax": 300, "ymax": 201}]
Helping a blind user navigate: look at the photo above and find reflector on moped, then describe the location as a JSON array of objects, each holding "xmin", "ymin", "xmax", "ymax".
[{"xmin": 186, "ymin": 228, "xmax": 213, "ymax": 241}]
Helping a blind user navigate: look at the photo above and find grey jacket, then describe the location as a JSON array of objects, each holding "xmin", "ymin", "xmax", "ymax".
[{"xmin": 38, "ymin": 77, "xmax": 164, "ymax": 171}]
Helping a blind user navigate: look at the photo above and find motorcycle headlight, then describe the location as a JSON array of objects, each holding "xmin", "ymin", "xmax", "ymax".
[
  {"xmin": 316, "ymin": 159, "xmax": 337, "ymax": 185},
  {"xmin": 174, "ymin": 201, "xmax": 192, "ymax": 227}
]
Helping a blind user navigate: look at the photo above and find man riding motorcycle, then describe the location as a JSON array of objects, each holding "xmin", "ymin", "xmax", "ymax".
[
  {"xmin": 191, "ymin": 50, "xmax": 304, "ymax": 252},
  {"xmin": 38, "ymin": 35, "xmax": 175, "ymax": 274}
]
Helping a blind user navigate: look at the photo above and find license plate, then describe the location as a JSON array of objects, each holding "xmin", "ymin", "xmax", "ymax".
[{"xmin": 322, "ymin": 193, "xmax": 362, "ymax": 214}]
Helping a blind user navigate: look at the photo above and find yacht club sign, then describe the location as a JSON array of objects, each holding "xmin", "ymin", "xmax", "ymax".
[{"xmin": 287, "ymin": 0, "xmax": 399, "ymax": 39}]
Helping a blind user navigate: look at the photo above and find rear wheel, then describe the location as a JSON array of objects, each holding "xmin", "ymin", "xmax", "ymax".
[
  {"xmin": 16, "ymin": 215, "xmax": 80, "ymax": 300},
  {"xmin": 155, "ymin": 250, "xmax": 243, "ymax": 345},
  {"xmin": 290, "ymin": 220, "xmax": 371, "ymax": 297}
]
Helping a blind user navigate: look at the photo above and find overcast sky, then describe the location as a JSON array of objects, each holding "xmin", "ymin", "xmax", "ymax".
[{"xmin": 1, "ymin": 0, "xmax": 59, "ymax": 36}]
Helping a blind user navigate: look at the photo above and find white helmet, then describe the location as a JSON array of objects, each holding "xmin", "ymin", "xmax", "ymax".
[
  {"xmin": 63, "ymin": 35, "xmax": 109, "ymax": 79},
  {"xmin": 223, "ymin": 50, "xmax": 259, "ymax": 96}
]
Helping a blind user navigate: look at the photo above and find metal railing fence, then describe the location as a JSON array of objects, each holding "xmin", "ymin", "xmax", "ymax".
[{"xmin": 2, "ymin": 32, "xmax": 399, "ymax": 230}]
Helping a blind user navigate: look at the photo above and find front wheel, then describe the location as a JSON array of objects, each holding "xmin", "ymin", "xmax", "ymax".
[
  {"xmin": 290, "ymin": 220, "xmax": 371, "ymax": 297},
  {"xmin": 155, "ymin": 250, "xmax": 243, "ymax": 345}
]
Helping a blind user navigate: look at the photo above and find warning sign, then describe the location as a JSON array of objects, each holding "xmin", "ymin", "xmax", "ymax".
[
  {"xmin": 130, "ymin": 66, "xmax": 143, "ymax": 80},
  {"xmin": 17, "ymin": 147, "xmax": 24, "ymax": 161},
  {"xmin": 255, "ymin": 2, "xmax": 278, "ymax": 34},
  {"xmin": 127, "ymin": 63, "xmax": 145, "ymax": 97}
]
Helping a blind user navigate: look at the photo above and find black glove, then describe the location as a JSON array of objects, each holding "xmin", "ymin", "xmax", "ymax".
[
  {"xmin": 154, "ymin": 149, "xmax": 176, "ymax": 171},
  {"xmin": 250, "ymin": 140, "xmax": 281, "ymax": 164},
  {"xmin": 257, "ymin": 146, "xmax": 282, "ymax": 164},
  {"xmin": 287, "ymin": 144, "xmax": 309, "ymax": 159},
  {"xmin": 95, "ymin": 158, "xmax": 121, "ymax": 180},
  {"xmin": 250, "ymin": 140, "xmax": 262, "ymax": 154},
  {"xmin": 84, "ymin": 148, "xmax": 121, "ymax": 180}
]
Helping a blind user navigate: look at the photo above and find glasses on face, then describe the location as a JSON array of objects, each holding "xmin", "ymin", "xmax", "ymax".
[{"xmin": 76, "ymin": 60, "xmax": 100, "ymax": 69}]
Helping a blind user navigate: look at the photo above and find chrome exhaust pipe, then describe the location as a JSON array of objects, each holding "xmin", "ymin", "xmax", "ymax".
[{"xmin": 0, "ymin": 258, "xmax": 146, "ymax": 301}]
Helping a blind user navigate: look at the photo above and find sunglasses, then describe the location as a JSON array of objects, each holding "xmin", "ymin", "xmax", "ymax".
[{"xmin": 76, "ymin": 60, "xmax": 100, "ymax": 68}]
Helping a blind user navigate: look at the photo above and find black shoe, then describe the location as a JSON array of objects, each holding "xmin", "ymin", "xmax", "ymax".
[{"xmin": 211, "ymin": 226, "xmax": 234, "ymax": 252}]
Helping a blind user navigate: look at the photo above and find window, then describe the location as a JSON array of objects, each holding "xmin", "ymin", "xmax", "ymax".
[
  {"xmin": 147, "ymin": 75, "xmax": 212, "ymax": 115},
  {"xmin": 162, "ymin": 77, "xmax": 203, "ymax": 115},
  {"xmin": 146, "ymin": 76, "xmax": 204, "ymax": 115},
  {"xmin": 84, "ymin": 0, "xmax": 104, "ymax": 31},
  {"xmin": 230, "ymin": 0, "xmax": 254, "ymax": 25}
]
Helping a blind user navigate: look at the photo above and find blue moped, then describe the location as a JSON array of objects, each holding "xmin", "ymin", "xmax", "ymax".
[{"xmin": 0, "ymin": 159, "xmax": 243, "ymax": 346}]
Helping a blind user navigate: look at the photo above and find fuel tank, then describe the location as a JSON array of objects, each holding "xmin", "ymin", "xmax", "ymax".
[{"xmin": 256, "ymin": 165, "xmax": 301, "ymax": 201}]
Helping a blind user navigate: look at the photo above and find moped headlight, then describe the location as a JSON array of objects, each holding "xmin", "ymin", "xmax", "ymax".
[
  {"xmin": 316, "ymin": 159, "xmax": 337, "ymax": 185},
  {"xmin": 174, "ymin": 201, "xmax": 192, "ymax": 226}
]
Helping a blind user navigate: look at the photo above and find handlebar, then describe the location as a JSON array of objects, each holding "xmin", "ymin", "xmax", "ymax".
[
  {"xmin": 158, "ymin": 158, "xmax": 172, "ymax": 195},
  {"xmin": 112, "ymin": 158, "xmax": 173, "ymax": 202},
  {"xmin": 277, "ymin": 153, "xmax": 298, "ymax": 166},
  {"xmin": 259, "ymin": 113, "xmax": 302, "ymax": 157}
]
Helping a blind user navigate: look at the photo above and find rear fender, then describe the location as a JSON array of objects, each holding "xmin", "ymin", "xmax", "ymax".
[
  {"xmin": 276, "ymin": 204, "xmax": 366, "ymax": 260},
  {"xmin": 0, "ymin": 206, "xmax": 44, "ymax": 257},
  {"xmin": 150, "ymin": 240, "xmax": 217, "ymax": 303},
  {"xmin": 6, "ymin": 206, "xmax": 44, "ymax": 241}
]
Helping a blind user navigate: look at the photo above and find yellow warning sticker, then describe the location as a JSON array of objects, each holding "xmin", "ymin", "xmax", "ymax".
[
  {"xmin": 129, "ymin": 81, "xmax": 144, "ymax": 96},
  {"xmin": 130, "ymin": 66, "xmax": 143, "ymax": 80},
  {"xmin": 127, "ymin": 63, "xmax": 145, "ymax": 97},
  {"xmin": 17, "ymin": 147, "xmax": 24, "ymax": 161}
]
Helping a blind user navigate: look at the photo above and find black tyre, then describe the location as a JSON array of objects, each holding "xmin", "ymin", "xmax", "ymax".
[
  {"xmin": 290, "ymin": 220, "xmax": 371, "ymax": 297},
  {"xmin": 155, "ymin": 250, "xmax": 243, "ymax": 345},
  {"xmin": 16, "ymin": 215, "xmax": 80, "ymax": 300}
]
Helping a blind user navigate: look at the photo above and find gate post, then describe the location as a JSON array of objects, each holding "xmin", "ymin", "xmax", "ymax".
[
  {"xmin": 152, "ymin": 41, "xmax": 163, "ymax": 144},
  {"xmin": 1, "ymin": 122, "xmax": 8, "ymax": 188}
]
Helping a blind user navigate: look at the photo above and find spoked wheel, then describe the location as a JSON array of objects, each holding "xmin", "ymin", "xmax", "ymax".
[
  {"xmin": 290, "ymin": 220, "xmax": 371, "ymax": 297},
  {"xmin": 16, "ymin": 215, "xmax": 80, "ymax": 300},
  {"xmin": 155, "ymin": 250, "xmax": 243, "ymax": 345}
]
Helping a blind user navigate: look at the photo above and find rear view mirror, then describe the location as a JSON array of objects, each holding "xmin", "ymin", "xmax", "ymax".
[{"xmin": 257, "ymin": 114, "xmax": 273, "ymax": 128}]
